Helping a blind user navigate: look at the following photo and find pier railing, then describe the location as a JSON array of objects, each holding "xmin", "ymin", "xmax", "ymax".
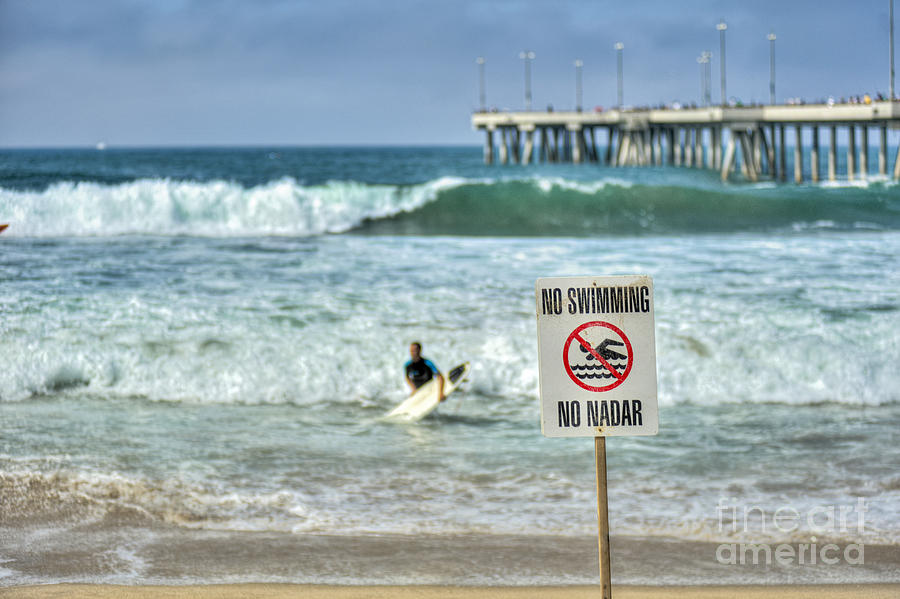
[{"xmin": 471, "ymin": 102, "xmax": 900, "ymax": 182}]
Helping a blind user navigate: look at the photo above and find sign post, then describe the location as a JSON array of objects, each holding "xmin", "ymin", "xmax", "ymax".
[
  {"xmin": 594, "ymin": 436, "xmax": 612, "ymax": 598},
  {"xmin": 535, "ymin": 275, "xmax": 659, "ymax": 597}
]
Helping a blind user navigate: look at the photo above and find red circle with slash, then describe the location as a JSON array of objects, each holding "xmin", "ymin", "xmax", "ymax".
[{"xmin": 563, "ymin": 321, "xmax": 634, "ymax": 392}]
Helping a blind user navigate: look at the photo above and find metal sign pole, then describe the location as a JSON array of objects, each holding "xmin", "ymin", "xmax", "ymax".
[{"xmin": 595, "ymin": 436, "xmax": 612, "ymax": 598}]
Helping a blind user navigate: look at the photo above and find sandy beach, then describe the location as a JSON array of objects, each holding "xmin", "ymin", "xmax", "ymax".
[{"xmin": 4, "ymin": 584, "xmax": 900, "ymax": 599}]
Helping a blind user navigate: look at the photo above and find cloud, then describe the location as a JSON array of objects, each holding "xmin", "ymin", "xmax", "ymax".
[{"xmin": 0, "ymin": 0, "xmax": 894, "ymax": 146}]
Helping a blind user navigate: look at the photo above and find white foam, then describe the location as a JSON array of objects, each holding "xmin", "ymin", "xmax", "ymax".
[
  {"xmin": 0, "ymin": 176, "xmax": 469, "ymax": 238},
  {"xmin": 530, "ymin": 175, "xmax": 631, "ymax": 194},
  {"xmin": 0, "ymin": 558, "xmax": 17, "ymax": 580}
]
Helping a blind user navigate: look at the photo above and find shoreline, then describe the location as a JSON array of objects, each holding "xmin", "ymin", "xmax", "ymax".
[
  {"xmin": 2, "ymin": 530, "xmax": 898, "ymax": 588},
  {"xmin": 3, "ymin": 583, "xmax": 900, "ymax": 599}
]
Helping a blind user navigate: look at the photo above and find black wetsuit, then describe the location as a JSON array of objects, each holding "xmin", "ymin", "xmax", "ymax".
[{"xmin": 405, "ymin": 357, "xmax": 438, "ymax": 389}]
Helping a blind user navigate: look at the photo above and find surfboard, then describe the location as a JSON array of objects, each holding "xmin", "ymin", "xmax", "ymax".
[
  {"xmin": 0, "ymin": 224, "xmax": 8, "ymax": 234},
  {"xmin": 385, "ymin": 362, "xmax": 470, "ymax": 421}
]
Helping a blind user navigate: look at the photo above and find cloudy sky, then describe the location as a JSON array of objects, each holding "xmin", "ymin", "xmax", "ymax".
[{"xmin": 0, "ymin": 0, "xmax": 894, "ymax": 147}]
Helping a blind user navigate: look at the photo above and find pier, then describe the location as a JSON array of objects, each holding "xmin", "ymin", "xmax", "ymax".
[{"xmin": 471, "ymin": 102, "xmax": 900, "ymax": 182}]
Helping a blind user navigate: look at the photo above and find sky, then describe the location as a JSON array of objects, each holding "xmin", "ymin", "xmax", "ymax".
[{"xmin": 0, "ymin": 0, "xmax": 895, "ymax": 147}]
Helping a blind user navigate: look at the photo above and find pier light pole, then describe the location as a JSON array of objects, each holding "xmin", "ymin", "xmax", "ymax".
[
  {"xmin": 697, "ymin": 53, "xmax": 710, "ymax": 106},
  {"xmin": 476, "ymin": 57, "xmax": 486, "ymax": 112},
  {"xmin": 575, "ymin": 59, "xmax": 584, "ymax": 112},
  {"xmin": 697, "ymin": 54, "xmax": 705, "ymax": 106},
  {"xmin": 520, "ymin": 50, "xmax": 535, "ymax": 111},
  {"xmin": 768, "ymin": 33, "xmax": 776, "ymax": 105},
  {"xmin": 717, "ymin": 20, "xmax": 727, "ymax": 106},
  {"xmin": 615, "ymin": 42, "xmax": 624, "ymax": 108},
  {"xmin": 888, "ymin": 0, "xmax": 894, "ymax": 102}
]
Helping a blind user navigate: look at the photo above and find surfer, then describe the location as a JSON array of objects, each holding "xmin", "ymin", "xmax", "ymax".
[{"xmin": 405, "ymin": 342, "xmax": 445, "ymax": 401}]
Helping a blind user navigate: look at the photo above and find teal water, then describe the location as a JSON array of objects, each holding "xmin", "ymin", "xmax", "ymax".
[{"xmin": 1, "ymin": 147, "xmax": 899, "ymax": 585}]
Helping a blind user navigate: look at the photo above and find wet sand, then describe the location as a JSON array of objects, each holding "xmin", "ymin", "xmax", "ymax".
[
  {"xmin": 4, "ymin": 583, "xmax": 900, "ymax": 598},
  {"xmin": 3, "ymin": 531, "xmax": 899, "ymax": 589}
]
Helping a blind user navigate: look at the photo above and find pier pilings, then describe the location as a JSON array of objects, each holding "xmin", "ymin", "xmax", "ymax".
[{"xmin": 472, "ymin": 103, "xmax": 900, "ymax": 182}]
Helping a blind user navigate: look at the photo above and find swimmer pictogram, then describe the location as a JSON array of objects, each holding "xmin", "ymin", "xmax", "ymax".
[{"xmin": 563, "ymin": 321, "xmax": 633, "ymax": 392}]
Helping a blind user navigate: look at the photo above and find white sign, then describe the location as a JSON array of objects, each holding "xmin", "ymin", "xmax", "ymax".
[{"xmin": 535, "ymin": 275, "xmax": 658, "ymax": 437}]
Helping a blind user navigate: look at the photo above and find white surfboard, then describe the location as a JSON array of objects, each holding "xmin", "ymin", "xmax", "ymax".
[{"xmin": 385, "ymin": 362, "xmax": 470, "ymax": 421}]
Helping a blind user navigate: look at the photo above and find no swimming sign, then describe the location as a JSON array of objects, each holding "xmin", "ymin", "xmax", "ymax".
[{"xmin": 535, "ymin": 275, "xmax": 659, "ymax": 437}]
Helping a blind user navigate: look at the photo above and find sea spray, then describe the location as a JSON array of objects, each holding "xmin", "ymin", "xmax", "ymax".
[{"xmin": 0, "ymin": 176, "xmax": 468, "ymax": 238}]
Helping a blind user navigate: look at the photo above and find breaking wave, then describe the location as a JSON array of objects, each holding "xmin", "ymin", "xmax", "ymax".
[
  {"xmin": 2, "ymin": 176, "xmax": 899, "ymax": 238},
  {"xmin": 0, "ymin": 177, "xmax": 464, "ymax": 238}
]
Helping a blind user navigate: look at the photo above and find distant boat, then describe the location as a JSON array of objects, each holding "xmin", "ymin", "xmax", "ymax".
[{"xmin": 96, "ymin": 142, "xmax": 107, "ymax": 151}]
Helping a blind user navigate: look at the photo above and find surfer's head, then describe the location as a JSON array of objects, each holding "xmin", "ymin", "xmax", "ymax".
[{"xmin": 409, "ymin": 342, "xmax": 422, "ymax": 360}]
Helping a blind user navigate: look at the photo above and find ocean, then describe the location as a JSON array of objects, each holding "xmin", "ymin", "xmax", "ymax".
[{"xmin": 1, "ymin": 146, "xmax": 899, "ymax": 586}]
